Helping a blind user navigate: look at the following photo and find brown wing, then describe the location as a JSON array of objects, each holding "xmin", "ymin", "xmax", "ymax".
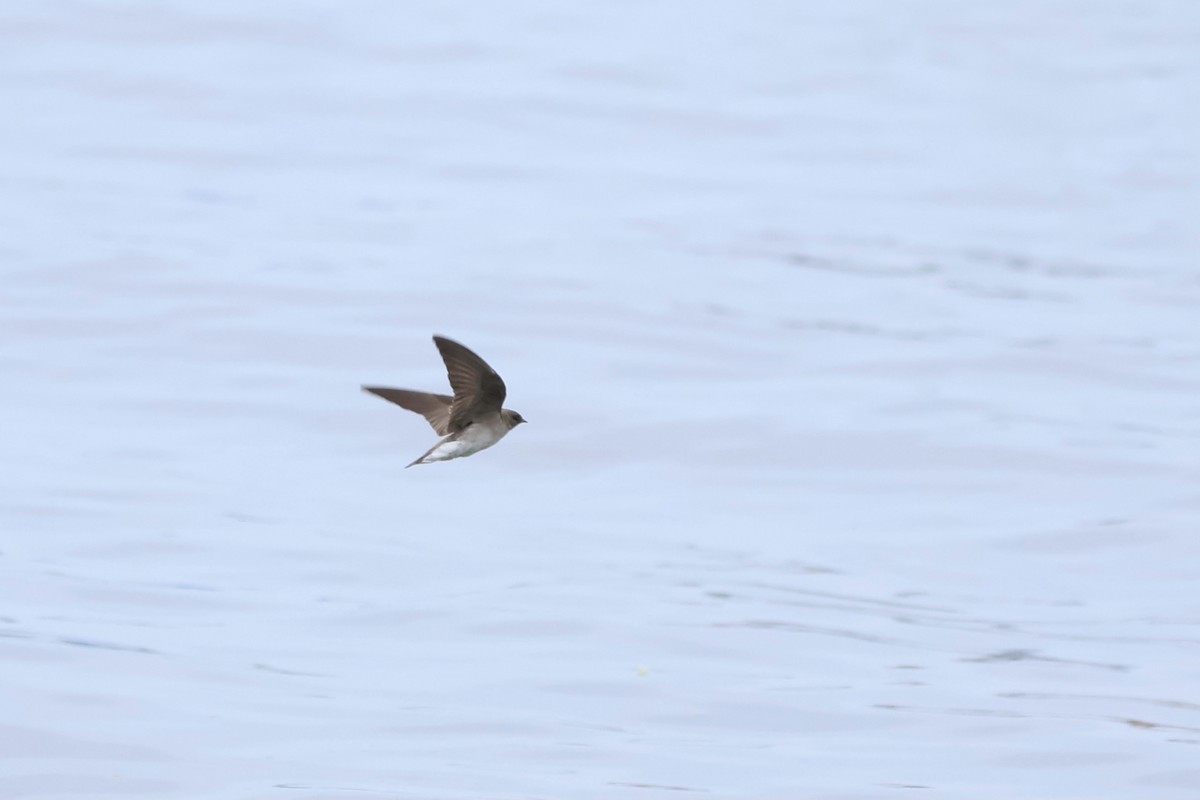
[
  {"xmin": 362, "ymin": 386, "xmax": 454, "ymax": 436},
  {"xmin": 433, "ymin": 335, "xmax": 507, "ymax": 431}
]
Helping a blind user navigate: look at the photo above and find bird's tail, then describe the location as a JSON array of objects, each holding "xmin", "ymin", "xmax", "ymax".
[{"xmin": 405, "ymin": 441, "xmax": 440, "ymax": 468}]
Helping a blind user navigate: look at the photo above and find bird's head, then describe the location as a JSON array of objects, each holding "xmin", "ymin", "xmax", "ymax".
[{"xmin": 502, "ymin": 409, "xmax": 527, "ymax": 429}]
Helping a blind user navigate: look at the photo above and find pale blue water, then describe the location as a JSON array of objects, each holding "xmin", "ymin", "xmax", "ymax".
[{"xmin": 2, "ymin": 2, "xmax": 1199, "ymax": 798}]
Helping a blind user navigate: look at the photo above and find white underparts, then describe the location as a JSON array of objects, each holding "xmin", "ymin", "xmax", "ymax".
[
  {"xmin": 421, "ymin": 437, "xmax": 474, "ymax": 463},
  {"xmin": 411, "ymin": 421, "xmax": 507, "ymax": 466}
]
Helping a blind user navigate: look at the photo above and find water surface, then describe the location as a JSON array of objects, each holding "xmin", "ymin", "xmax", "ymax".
[{"xmin": 2, "ymin": 2, "xmax": 1199, "ymax": 798}]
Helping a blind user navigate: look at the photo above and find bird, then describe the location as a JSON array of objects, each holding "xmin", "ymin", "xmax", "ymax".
[{"xmin": 363, "ymin": 335, "xmax": 526, "ymax": 467}]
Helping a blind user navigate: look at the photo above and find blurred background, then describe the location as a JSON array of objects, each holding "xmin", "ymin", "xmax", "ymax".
[{"xmin": 2, "ymin": 2, "xmax": 1199, "ymax": 798}]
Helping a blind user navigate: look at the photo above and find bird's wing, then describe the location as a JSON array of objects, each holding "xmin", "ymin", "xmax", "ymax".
[
  {"xmin": 362, "ymin": 386, "xmax": 455, "ymax": 435},
  {"xmin": 433, "ymin": 335, "xmax": 507, "ymax": 431}
]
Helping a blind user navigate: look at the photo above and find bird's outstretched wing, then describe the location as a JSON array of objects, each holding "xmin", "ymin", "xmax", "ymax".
[
  {"xmin": 433, "ymin": 335, "xmax": 507, "ymax": 432},
  {"xmin": 362, "ymin": 387, "xmax": 454, "ymax": 436}
]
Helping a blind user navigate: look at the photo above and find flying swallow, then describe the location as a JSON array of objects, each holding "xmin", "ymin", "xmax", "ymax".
[{"xmin": 363, "ymin": 335, "xmax": 526, "ymax": 467}]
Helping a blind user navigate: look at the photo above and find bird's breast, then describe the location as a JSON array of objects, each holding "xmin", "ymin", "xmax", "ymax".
[{"xmin": 458, "ymin": 418, "xmax": 508, "ymax": 449}]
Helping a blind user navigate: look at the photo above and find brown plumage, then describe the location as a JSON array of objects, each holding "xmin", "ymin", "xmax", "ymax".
[{"xmin": 363, "ymin": 335, "xmax": 526, "ymax": 467}]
